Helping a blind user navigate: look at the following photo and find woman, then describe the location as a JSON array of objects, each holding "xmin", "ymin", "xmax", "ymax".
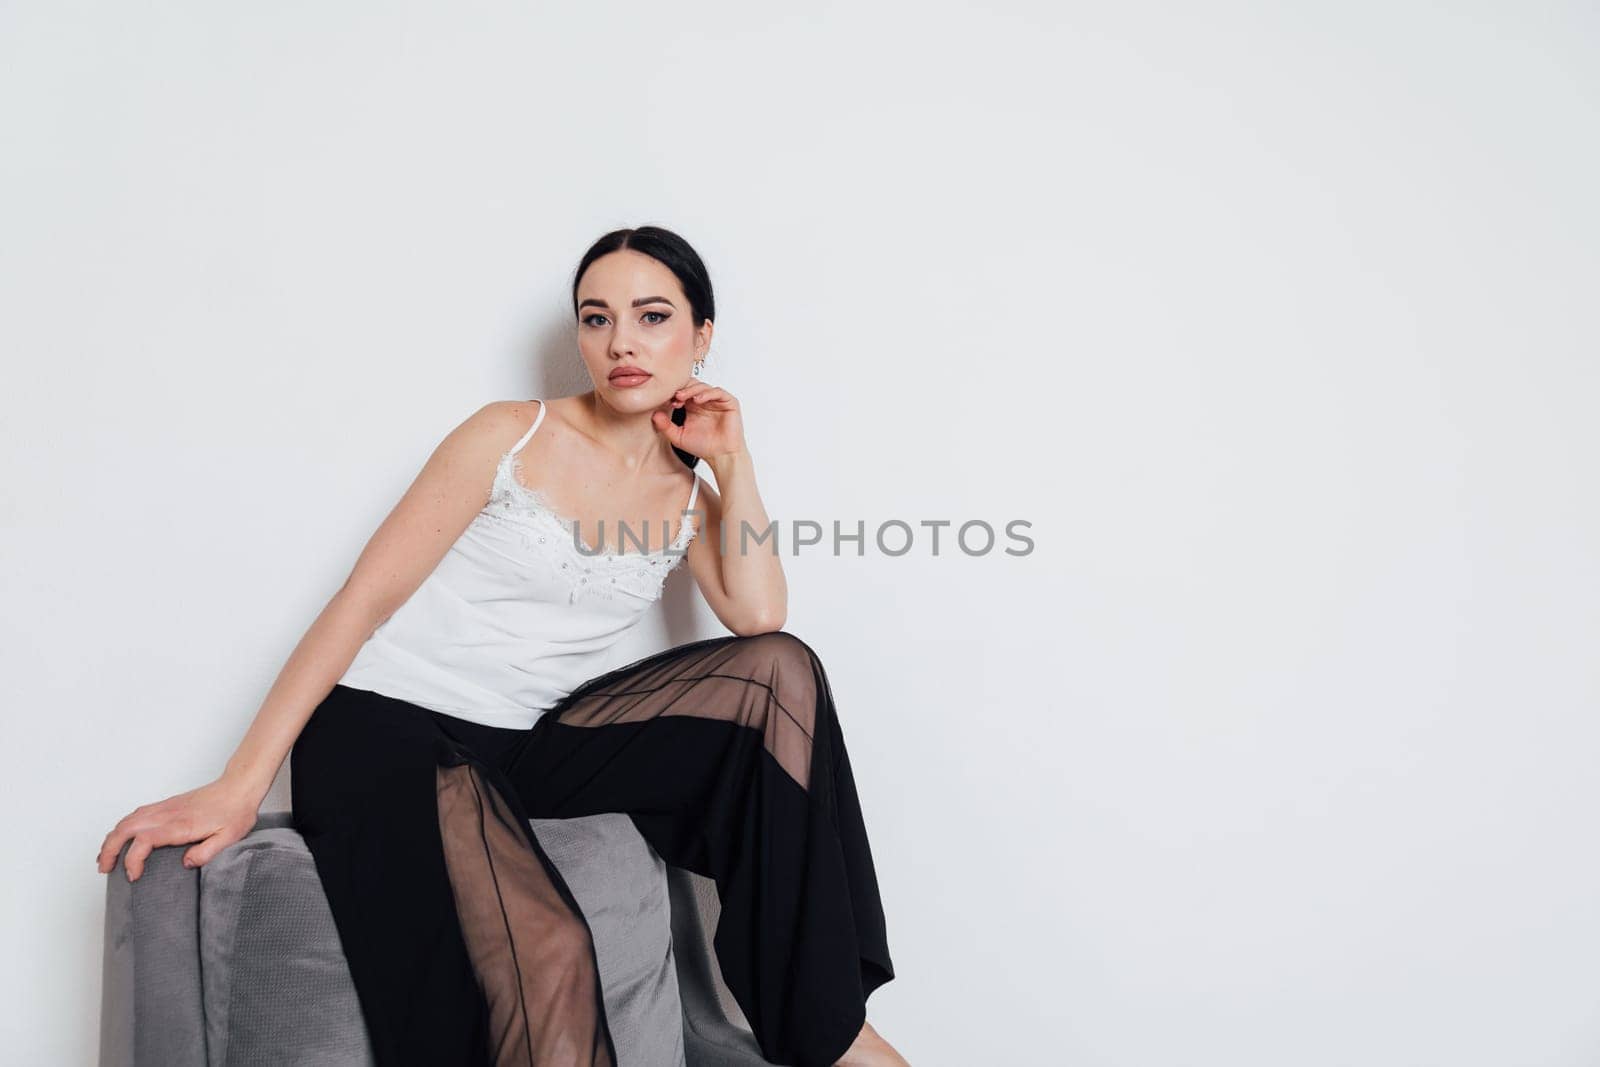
[{"xmin": 95, "ymin": 226, "xmax": 905, "ymax": 1067}]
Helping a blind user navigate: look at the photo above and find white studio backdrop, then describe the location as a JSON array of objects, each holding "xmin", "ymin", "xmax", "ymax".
[{"xmin": 3, "ymin": 2, "xmax": 1597, "ymax": 1064}]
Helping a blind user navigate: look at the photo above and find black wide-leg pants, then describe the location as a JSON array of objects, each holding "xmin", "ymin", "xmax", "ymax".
[{"xmin": 289, "ymin": 630, "xmax": 895, "ymax": 1067}]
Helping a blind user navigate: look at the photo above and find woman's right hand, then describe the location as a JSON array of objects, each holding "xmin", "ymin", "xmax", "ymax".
[{"xmin": 96, "ymin": 776, "xmax": 263, "ymax": 882}]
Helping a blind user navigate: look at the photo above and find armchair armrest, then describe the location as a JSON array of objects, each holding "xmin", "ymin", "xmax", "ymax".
[
  {"xmin": 98, "ymin": 832, "xmax": 209, "ymax": 1066},
  {"xmin": 667, "ymin": 867, "xmax": 771, "ymax": 1065}
]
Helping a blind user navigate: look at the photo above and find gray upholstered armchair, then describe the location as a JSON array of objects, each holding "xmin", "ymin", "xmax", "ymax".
[{"xmin": 98, "ymin": 810, "xmax": 774, "ymax": 1066}]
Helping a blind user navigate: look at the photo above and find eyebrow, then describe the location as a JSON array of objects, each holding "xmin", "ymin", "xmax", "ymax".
[{"xmin": 578, "ymin": 296, "xmax": 677, "ymax": 311}]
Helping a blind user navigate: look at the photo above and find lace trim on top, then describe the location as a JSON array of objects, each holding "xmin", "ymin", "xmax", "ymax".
[{"xmin": 479, "ymin": 449, "xmax": 699, "ymax": 605}]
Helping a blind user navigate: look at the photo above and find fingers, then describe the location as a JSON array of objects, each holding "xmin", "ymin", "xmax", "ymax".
[
  {"xmin": 182, "ymin": 832, "xmax": 229, "ymax": 871},
  {"xmin": 122, "ymin": 834, "xmax": 156, "ymax": 882},
  {"xmin": 97, "ymin": 807, "xmax": 149, "ymax": 874},
  {"xmin": 672, "ymin": 383, "xmax": 736, "ymax": 409},
  {"xmin": 97, "ymin": 828, "xmax": 130, "ymax": 874},
  {"xmin": 672, "ymin": 381, "xmax": 715, "ymax": 404},
  {"xmin": 98, "ymin": 806, "xmax": 197, "ymax": 881},
  {"xmin": 652, "ymin": 408, "xmax": 684, "ymax": 444}
]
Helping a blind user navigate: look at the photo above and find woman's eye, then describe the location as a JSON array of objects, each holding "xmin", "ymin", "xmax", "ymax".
[{"xmin": 581, "ymin": 312, "xmax": 667, "ymax": 327}]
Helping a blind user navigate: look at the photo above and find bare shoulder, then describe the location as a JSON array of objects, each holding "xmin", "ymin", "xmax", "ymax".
[
  {"xmin": 411, "ymin": 401, "xmax": 546, "ymax": 491},
  {"xmin": 465, "ymin": 399, "xmax": 546, "ymax": 448}
]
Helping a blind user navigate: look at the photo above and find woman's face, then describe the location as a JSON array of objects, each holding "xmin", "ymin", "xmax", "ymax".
[{"xmin": 575, "ymin": 249, "xmax": 710, "ymax": 414}]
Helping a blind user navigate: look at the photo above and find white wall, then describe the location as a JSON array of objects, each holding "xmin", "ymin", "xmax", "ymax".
[{"xmin": 4, "ymin": 2, "xmax": 1597, "ymax": 1064}]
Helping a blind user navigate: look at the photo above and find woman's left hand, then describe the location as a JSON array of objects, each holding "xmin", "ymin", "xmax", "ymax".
[{"xmin": 654, "ymin": 382, "xmax": 748, "ymax": 460}]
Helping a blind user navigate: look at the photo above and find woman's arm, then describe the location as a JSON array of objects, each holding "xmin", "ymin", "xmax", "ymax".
[
  {"xmin": 683, "ymin": 457, "xmax": 788, "ymax": 635},
  {"xmin": 664, "ymin": 382, "xmax": 788, "ymax": 635},
  {"xmin": 96, "ymin": 400, "xmax": 529, "ymax": 881}
]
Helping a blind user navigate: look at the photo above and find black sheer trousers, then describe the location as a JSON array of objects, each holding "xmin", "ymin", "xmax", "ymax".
[{"xmin": 290, "ymin": 630, "xmax": 895, "ymax": 1067}]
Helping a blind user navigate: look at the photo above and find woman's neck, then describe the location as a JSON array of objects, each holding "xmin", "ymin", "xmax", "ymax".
[{"xmin": 575, "ymin": 391, "xmax": 676, "ymax": 473}]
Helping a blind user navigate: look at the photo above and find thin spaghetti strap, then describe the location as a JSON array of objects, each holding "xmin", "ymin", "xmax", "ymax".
[
  {"xmin": 508, "ymin": 398, "xmax": 547, "ymax": 456},
  {"xmin": 684, "ymin": 472, "xmax": 700, "ymax": 513}
]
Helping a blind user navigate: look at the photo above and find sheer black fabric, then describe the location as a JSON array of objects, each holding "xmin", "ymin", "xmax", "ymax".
[{"xmin": 290, "ymin": 630, "xmax": 895, "ymax": 1067}]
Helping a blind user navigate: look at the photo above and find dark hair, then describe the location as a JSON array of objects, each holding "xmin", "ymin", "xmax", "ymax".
[{"xmin": 572, "ymin": 226, "xmax": 715, "ymax": 471}]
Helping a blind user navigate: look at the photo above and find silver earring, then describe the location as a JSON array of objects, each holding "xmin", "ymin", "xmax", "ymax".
[{"xmin": 692, "ymin": 357, "xmax": 705, "ymax": 378}]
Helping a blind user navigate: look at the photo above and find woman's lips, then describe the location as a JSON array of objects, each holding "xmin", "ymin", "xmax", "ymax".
[{"xmin": 609, "ymin": 371, "xmax": 652, "ymax": 388}]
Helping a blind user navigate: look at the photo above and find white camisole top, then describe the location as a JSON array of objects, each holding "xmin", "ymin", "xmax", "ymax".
[{"xmin": 336, "ymin": 399, "xmax": 701, "ymax": 729}]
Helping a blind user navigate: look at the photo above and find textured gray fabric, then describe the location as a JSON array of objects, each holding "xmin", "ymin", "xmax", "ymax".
[
  {"xmin": 99, "ymin": 839, "xmax": 207, "ymax": 1067},
  {"xmin": 198, "ymin": 828, "xmax": 374, "ymax": 1065},
  {"xmin": 530, "ymin": 814, "xmax": 687, "ymax": 1067},
  {"xmin": 667, "ymin": 869, "xmax": 768, "ymax": 1066},
  {"xmin": 99, "ymin": 811, "xmax": 774, "ymax": 1066}
]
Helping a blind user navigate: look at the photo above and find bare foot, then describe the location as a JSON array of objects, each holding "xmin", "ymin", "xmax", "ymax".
[{"xmin": 835, "ymin": 1018, "xmax": 910, "ymax": 1066}]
